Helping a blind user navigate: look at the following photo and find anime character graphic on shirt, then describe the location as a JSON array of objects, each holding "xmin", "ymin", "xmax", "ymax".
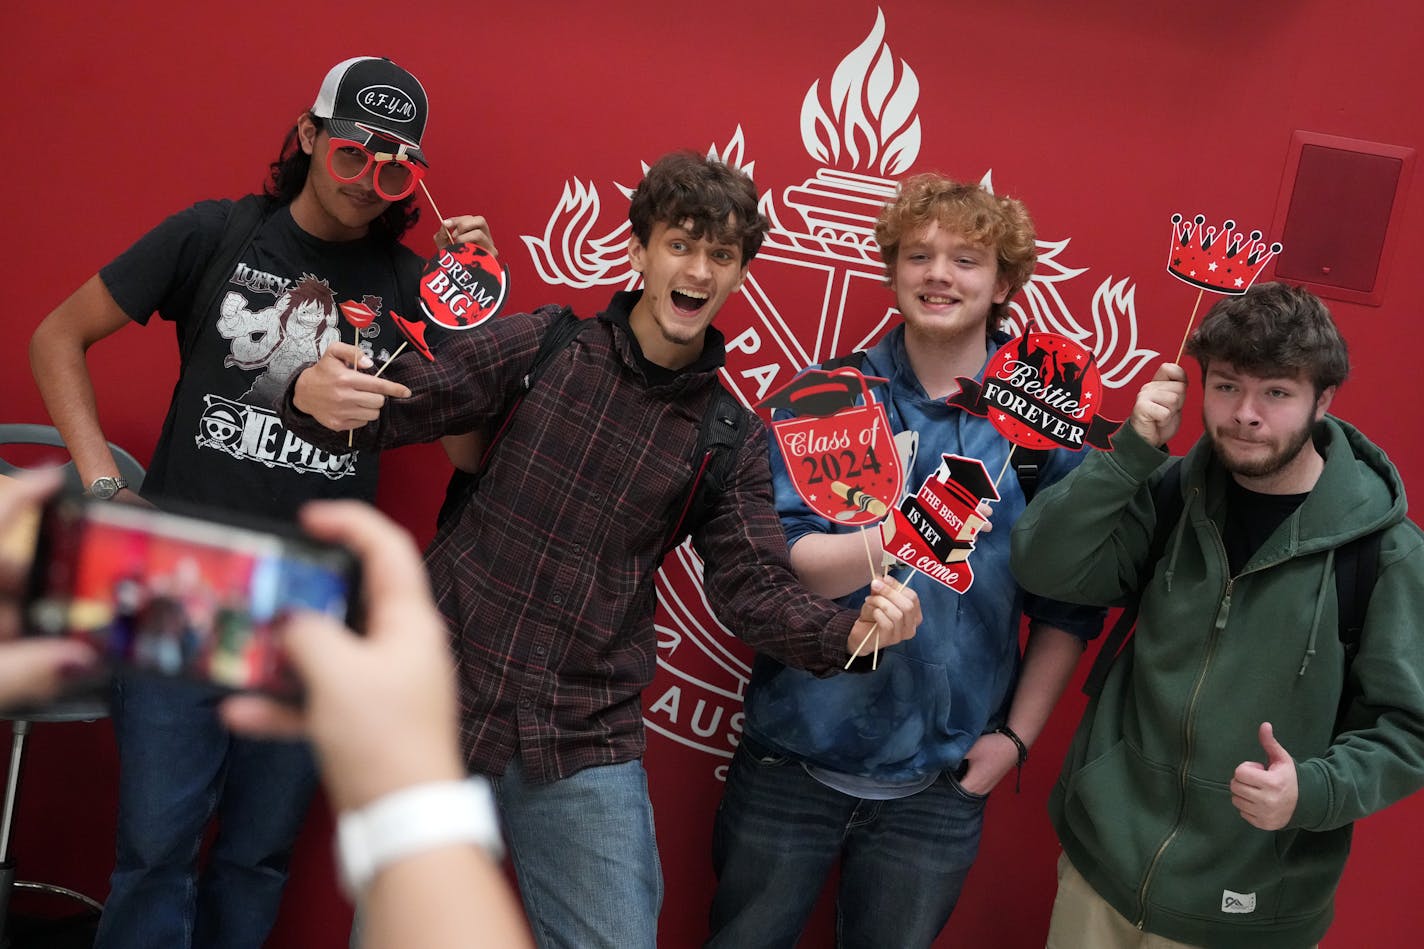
[{"xmin": 218, "ymin": 273, "xmax": 357, "ymax": 406}]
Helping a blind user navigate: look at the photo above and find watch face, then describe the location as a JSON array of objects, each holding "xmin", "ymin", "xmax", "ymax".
[{"xmin": 90, "ymin": 477, "xmax": 119, "ymax": 499}]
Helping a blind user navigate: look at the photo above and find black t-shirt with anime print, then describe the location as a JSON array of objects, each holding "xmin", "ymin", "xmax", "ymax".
[{"xmin": 100, "ymin": 198, "xmax": 422, "ymax": 519}]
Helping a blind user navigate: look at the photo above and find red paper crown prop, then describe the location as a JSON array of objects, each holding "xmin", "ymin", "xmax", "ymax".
[{"xmin": 1166, "ymin": 214, "xmax": 1282, "ymax": 295}]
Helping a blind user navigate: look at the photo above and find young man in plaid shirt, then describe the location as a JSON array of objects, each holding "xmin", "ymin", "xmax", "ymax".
[{"xmin": 282, "ymin": 151, "xmax": 922, "ymax": 948}]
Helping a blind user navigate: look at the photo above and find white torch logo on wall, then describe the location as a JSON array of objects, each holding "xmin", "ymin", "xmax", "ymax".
[{"xmin": 522, "ymin": 7, "xmax": 1156, "ymax": 775}]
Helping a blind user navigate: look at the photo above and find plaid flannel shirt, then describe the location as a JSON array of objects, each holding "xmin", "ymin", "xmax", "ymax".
[{"xmin": 283, "ymin": 291, "xmax": 857, "ymax": 783}]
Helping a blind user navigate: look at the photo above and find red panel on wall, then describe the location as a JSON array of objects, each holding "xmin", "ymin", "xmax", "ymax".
[{"xmin": 1272, "ymin": 132, "xmax": 1415, "ymax": 306}]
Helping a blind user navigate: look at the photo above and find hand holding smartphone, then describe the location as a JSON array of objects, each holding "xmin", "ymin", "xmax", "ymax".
[{"xmin": 25, "ymin": 495, "xmax": 361, "ymax": 701}]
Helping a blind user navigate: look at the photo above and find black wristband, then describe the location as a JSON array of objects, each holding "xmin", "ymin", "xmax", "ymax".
[{"xmin": 995, "ymin": 725, "xmax": 1028, "ymax": 792}]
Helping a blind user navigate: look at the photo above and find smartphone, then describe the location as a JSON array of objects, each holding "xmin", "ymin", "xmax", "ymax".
[{"xmin": 25, "ymin": 495, "xmax": 361, "ymax": 700}]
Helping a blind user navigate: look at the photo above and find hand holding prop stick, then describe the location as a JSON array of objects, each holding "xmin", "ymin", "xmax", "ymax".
[
  {"xmin": 845, "ymin": 570, "xmax": 918, "ymax": 668},
  {"xmin": 338, "ymin": 302, "xmax": 379, "ymax": 447},
  {"xmin": 757, "ymin": 370, "xmax": 904, "ymax": 668},
  {"xmin": 373, "ymin": 312, "xmax": 437, "ymax": 379}
]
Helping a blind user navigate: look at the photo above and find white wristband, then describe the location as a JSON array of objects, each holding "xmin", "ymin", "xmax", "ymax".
[{"xmin": 336, "ymin": 777, "xmax": 503, "ymax": 901}]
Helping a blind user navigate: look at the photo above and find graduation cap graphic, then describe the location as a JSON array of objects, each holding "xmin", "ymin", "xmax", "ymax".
[
  {"xmin": 755, "ymin": 367, "xmax": 890, "ymax": 418},
  {"xmin": 881, "ymin": 453, "xmax": 1000, "ymax": 593}
]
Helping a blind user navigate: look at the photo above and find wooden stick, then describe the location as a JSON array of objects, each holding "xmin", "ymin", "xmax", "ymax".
[
  {"xmin": 844, "ymin": 570, "xmax": 917, "ymax": 669},
  {"xmin": 348, "ymin": 326, "xmax": 360, "ymax": 448},
  {"xmin": 419, "ymin": 180, "xmax": 454, "ymax": 246},
  {"xmin": 1172, "ymin": 288, "xmax": 1205, "ymax": 365},
  {"xmin": 994, "ymin": 445, "xmax": 1016, "ymax": 490},
  {"xmin": 859, "ymin": 527, "xmax": 883, "ymax": 669},
  {"xmin": 860, "ymin": 525, "xmax": 881, "ymax": 581},
  {"xmin": 372, "ymin": 341, "xmax": 409, "ymax": 379}
]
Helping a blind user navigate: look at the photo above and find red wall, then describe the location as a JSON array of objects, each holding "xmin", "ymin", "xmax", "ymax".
[{"xmin": 5, "ymin": 2, "xmax": 1422, "ymax": 946}]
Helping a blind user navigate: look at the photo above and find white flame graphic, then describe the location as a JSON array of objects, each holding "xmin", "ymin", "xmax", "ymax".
[
  {"xmin": 800, "ymin": 8, "xmax": 921, "ymax": 175},
  {"xmin": 521, "ymin": 179, "xmax": 632, "ymax": 290},
  {"xmin": 520, "ymin": 130, "xmax": 757, "ymax": 289}
]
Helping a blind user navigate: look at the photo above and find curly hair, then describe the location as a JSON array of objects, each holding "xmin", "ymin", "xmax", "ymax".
[
  {"xmin": 265, "ymin": 114, "xmax": 420, "ymax": 243},
  {"xmin": 874, "ymin": 173, "xmax": 1037, "ymax": 331},
  {"xmin": 1186, "ymin": 282, "xmax": 1349, "ymax": 394},
  {"xmin": 628, "ymin": 151, "xmax": 769, "ymax": 264}
]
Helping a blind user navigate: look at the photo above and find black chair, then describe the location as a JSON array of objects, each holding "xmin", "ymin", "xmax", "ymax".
[{"xmin": 0, "ymin": 423, "xmax": 147, "ymax": 941}]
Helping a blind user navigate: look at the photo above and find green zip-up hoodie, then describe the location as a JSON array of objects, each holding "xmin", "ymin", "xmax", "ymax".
[{"xmin": 1011, "ymin": 417, "xmax": 1424, "ymax": 949}]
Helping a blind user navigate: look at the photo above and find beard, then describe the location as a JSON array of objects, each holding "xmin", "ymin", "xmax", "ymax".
[{"xmin": 1208, "ymin": 418, "xmax": 1316, "ymax": 479}]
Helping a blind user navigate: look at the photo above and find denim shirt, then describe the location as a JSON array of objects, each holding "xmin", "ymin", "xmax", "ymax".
[{"xmin": 742, "ymin": 326, "xmax": 1103, "ymax": 781}]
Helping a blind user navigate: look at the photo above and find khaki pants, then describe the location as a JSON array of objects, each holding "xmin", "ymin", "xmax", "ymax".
[{"xmin": 1045, "ymin": 853, "xmax": 1319, "ymax": 949}]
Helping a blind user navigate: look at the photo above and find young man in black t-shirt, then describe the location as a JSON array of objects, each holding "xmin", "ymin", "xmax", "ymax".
[{"xmin": 29, "ymin": 56, "xmax": 493, "ymax": 949}]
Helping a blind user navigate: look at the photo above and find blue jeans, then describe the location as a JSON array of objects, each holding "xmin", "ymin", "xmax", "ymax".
[
  {"xmin": 492, "ymin": 757, "xmax": 662, "ymax": 949},
  {"xmin": 707, "ymin": 735, "xmax": 987, "ymax": 949},
  {"xmin": 94, "ymin": 675, "xmax": 319, "ymax": 949}
]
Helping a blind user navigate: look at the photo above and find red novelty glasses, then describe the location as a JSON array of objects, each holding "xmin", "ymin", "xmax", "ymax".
[{"xmin": 325, "ymin": 137, "xmax": 424, "ymax": 201}]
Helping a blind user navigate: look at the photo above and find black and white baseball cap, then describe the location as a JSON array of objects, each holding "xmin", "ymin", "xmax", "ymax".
[{"xmin": 312, "ymin": 57, "xmax": 429, "ymax": 166}]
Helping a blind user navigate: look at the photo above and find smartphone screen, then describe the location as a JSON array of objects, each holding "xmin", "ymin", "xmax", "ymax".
[{"xmin": 26, "ymin": 496, "xmax": 359, "ymax": 699}]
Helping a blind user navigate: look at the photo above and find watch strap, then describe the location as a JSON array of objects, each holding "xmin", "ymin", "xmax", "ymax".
[{"xmin": 336, "ymin": 778, "xmax": 503, "ymax": 900}]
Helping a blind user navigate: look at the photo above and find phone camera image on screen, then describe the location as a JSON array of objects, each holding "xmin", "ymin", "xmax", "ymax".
[{"xmin": 27, "ymin": 498, "xmax": 358, "ymax": 699}]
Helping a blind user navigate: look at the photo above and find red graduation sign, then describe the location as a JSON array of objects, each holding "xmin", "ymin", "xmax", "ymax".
[
  {"xmin": 755, "ymin": 367, "xmax": 903, "ymax": 527},
  {"xmin": 881, "ymin": 454, "xmax": 998, "ymax": 593},
  {"xmin": 946, "ymin": 331, "xmax": 1119, "ymax": 451},
  {"xmin": 419, "ymin": 242, "xmax": 509, "ymax": 330}
]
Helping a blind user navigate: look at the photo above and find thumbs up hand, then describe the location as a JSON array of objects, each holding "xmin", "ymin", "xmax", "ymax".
[{"xmin": 1230, "ymin": 722, "xmax": 1299, "ymax": 830}]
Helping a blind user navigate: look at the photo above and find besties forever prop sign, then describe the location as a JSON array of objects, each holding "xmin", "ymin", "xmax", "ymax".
[{"xmin": 947, "ymin": 332, "xmax": 1119, "ymax": 451}]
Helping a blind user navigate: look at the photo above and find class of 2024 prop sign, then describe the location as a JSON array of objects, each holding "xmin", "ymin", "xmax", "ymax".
[{"xmin": 756, "ymin": 367, "xmax": 904, "ymax": 528}]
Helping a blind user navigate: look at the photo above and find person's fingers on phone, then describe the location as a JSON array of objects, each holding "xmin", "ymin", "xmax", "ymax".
[
  {"xmin": 278, "ymin": 609, "xmax": 356, "ymax": 680},
  {"xmin": 0, "ymin": 639, "xmax": 97, "ymax": 710},
  {"xmin": 0, "ymin": 470, "xmax": 65, "ymax": 638},
  {"xmin": 219, "ymin": 694, "xmax": 308, "ymax": 738},
  {"xmin": 219, "ymin": 609, "xmax": 353, "ymax": 738},
  {"xmin": 298, "ymin": 501, "xmax": 439, "ymax": 643},
  {"xmin": 0, "ymin": 468, "xmax": 64, "ymax": 528},
  {"xmin": 0, "ymin": 469, "xmax": 64, "ymax": 589}
]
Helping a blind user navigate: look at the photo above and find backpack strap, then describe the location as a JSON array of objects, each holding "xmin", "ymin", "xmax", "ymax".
[
  {"xmin": 1011, "ymin": 448, "xmax": 1052, "ymax": 504},
  {"xmin": 188, "ymin": 194, "xmax": 273, "ymax": 366},
  {"xmin": 435, "ymin": 309, "xmax": 582, "ymax": 529},
  {"xmin": 662, "ymin": 386, "xmax": 749, "ymax": 554},
  {"xmin": 1335, "ymin": 529, "xmax": 1382, "ymax": 660},
  {"xmin": 819, "ymin": 350, "xmax": 868, "ymax": 373},
  {"xmin": 1082, "ymin": 459, "xmax": 1184, "ymax": 697},
  {"xmin": 1333, "ymin": 527, "xmax": 1384, "ymax": 729},
  {"xmin": 474, "ymin": 309, "xmax": 584, "ymax": 473}
]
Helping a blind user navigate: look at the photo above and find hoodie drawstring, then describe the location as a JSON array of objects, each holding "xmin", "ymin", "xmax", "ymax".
[
  {"xmin": 1298, "ymin": 548, "xmax": 1336, "ymax": 676},
  {"xmin": 1162, "ymin": 487, "xmax": 1195, "ymax": 594}
]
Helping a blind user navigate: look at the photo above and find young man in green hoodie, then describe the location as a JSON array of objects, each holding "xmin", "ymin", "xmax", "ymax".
[{"xmin": 1011, "ymin": 282, "xmax": 1424, "ymax": 948}]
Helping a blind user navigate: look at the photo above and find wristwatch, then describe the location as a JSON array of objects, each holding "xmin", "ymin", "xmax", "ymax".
[
  {"xmin": 87, "ymin": 476, "xmax": 129, "ymax": 500},
  {"xmin": 336, "ymin": 778, "xmax": 503, "ymax": 900}
]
